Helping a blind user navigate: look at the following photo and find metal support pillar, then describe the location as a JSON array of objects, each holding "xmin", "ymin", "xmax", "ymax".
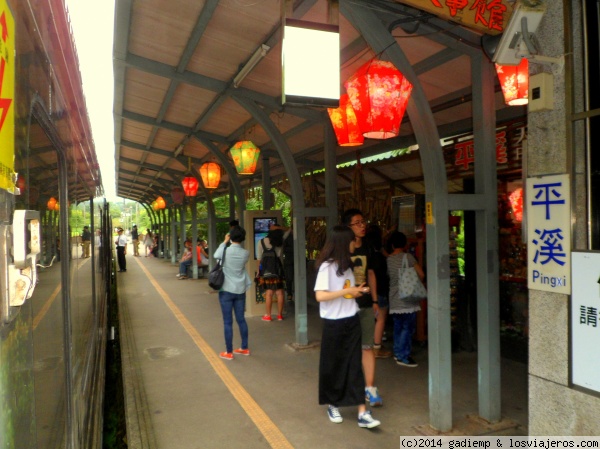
[
  {"xmin": 262, "ymin": 156, "xmax": 271, "ymax": 209},
  {"xmin": 191, "ymin": 197, "xmax": 199, "ymax": 278},
  {"xmin": 171, "ymin": 207, "xmax": 177, "ymax": 263},
  {"xmin": 472, "ymin": 54, "xmax": 501, "ymax": 422},
  {"xmin": 324, "ymin": 118, "xmax": 339, "ymax": 228}
]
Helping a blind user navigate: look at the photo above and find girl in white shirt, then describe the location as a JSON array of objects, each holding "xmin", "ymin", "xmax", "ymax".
[{"xmin": 314, "ymin": 225, "xmax": 381, "ymax": 429}]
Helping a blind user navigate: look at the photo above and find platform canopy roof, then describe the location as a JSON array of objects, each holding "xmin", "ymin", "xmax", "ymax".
[{"xmin": 113, "ymin": 0, "xmax": 526, "ymax": 205}]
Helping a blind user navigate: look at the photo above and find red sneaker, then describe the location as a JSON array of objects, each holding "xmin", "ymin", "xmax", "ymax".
[
  {"xmin": 219, "ymin": 352, "xmax": 233, "ymax": 360},
  {"xmin": 262, "ymin": 315, "xmax": 272, "ymax": 321},
  {"xmin": 277, "ymin": 315, "xmax": 284, "ymax": 321},
  {"xmin": 233, "ymin": 348, "xmax": 250, "ymax": 356}
]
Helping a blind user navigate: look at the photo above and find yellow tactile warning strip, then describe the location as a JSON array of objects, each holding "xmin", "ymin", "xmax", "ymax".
[
  {"xmin": 135, "ymin": 258, "xmax": 294, "ymax": 449},
  {"xmin": 33, "ymin": 257, "xmax": 91, "ymax": 330},
  {"xmin": 33, "ymin": 283, "xmax": 61, "ymax": 330}
]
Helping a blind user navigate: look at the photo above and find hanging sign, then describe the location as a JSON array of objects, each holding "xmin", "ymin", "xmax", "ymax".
[
  {"xmin": 571, "ymin": 251, "xmax": 600, "ymax": 393},
  {"xmin": 0, "ymin": 1, "xmax": 15, "ymax": 192},
  {"xmin": 394, "ymin": 0, "xmax": 513, "ymax": 35},
  {"xmin": 526, "ymin": 174, "xmax": 571, "ymax": 294}
]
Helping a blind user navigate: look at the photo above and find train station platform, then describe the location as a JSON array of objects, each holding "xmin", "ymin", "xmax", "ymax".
[{"xmin": 116, "ymin": 252, "xmax": 528, "ymax": 449}]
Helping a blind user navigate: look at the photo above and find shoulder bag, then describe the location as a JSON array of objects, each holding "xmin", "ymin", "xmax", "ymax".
[
  {"xmin": 208, "ymin": 247, "xmax": 227, "ymax": 290},
  {"xmin": 398, "ymin": 254, "xmax": 427, "ymax": 302}
]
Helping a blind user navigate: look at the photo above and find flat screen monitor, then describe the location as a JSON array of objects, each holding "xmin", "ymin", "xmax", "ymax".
[{"xmin": 253, "ymin": 217, "xmax": 277, "ymax": 259}]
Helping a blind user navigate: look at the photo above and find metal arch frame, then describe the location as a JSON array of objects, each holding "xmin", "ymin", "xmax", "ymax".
[
  {"xmin": 233, "ymin": 94, "xmax": 310, "ymax": 345},
  {"xmin": 341, "ymin": 0, "xmax": 500, "ymax": 431}
]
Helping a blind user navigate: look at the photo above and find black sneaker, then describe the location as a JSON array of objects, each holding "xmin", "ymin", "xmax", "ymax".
[{"xmin": 395, "ymin": 357, "xmax": 418, "ymax": 367}]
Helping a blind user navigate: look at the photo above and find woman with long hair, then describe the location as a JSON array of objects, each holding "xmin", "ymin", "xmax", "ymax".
[
  {"xmin": 314, "ymin": 225, "xmax": 381, "ymax": 429},
  {"xmin": 144, "ymin": 229, "xmax": 154, "ymax": 257}
]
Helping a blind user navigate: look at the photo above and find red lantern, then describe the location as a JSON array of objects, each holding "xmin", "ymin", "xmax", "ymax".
[
  {"xmin": 182, "ymin": 176, "xmax": 199, "ymax": 197},
  {"xmin": 230, "ymin": 141, "xmax": 260, "ymax": 175},
  {"xmin": 199, "ymin": 162, "xmax": 221, "ymax": 189},
  {"xmin": 171, "ymin": 186, "xmax": 184, "ymax": 205},
  {"xmin": 16, "ymin": 174, "xmax": 26, "ymax": 193},
  {"xmin": 327, "ymin": 94, "xmax": 364, "ymax": 146},
  {"xmin": 345, "ymin": 60, "xmax": 413, "ymax": 139},
  {"xmin": 509, "ymin": 188, "xmax": 524, "ymax": 222},
  {"xmin": 496, "ymin": 58, "xmax": 529, "ymax": 106}
]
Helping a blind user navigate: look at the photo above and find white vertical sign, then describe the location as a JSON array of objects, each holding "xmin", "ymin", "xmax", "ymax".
[
  {"xmin": 526, "ymin": 174, "xmax": 571, "ymax": 294},
  {"xmin": 571, "ymin": 251, "xmax": 600, "ymax": 393}
]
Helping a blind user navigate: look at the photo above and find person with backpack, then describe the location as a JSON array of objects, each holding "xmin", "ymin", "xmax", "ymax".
[{"xmin": 256, "ymin": 224, "xmax": 291, "ymax": 321}]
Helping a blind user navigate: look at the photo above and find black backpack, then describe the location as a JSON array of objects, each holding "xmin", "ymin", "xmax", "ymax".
[{"xmin": 260, "ymin": 239, "xmax": 283, "ymax": 279}]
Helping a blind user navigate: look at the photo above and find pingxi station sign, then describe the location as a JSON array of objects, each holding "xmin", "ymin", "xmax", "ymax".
[{"xmin": 396, "ymin": 0, "xmax": 514, "ymax": 35}]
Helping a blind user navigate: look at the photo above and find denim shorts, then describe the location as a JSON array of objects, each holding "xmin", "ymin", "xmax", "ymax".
[{"xmin": 377, "ymin": 294, "xmax": 389, "ymax": 309}]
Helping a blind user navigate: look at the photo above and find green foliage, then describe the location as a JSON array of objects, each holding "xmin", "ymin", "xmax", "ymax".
[{"xmin": 452, "ymin": 212, "xmax": 465, "ymax": 276}]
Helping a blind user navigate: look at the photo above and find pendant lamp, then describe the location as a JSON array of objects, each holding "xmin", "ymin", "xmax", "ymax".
[
  {"xmin": 155, "ymin": 196, "xmax": 166, "ymax": 210},
  {"xmin": 327, "ymin": 94, "xmax": 364, "ymax": 146},
  {"xmin": 496, "ymin": 58, "xmax": 529, "ymax": 106},
  {"xmin": 345, "ymin": 60, "xmax": 413, "ymax": 139},
  {"xmin": 47, "ymin": 197, "xmax": 57, "ymax": 211},
  {"xmin": 230, "ymin": 141, "xmax": 260, "ymax": 175},
  {"xmin": 181, "ymin": 158, "xmax": 199, "ymax": 197},
  {"xmin": 171, "ymin": 186, "xmax": 184, "ymax": 205},
  {"xmin": 199, "ymin": 162, "xmax": 221, "ymax": 189}
]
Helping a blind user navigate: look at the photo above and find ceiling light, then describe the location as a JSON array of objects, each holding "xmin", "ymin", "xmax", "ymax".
[{"xmin": 233, "ymin": 44, "xmax": 270, "ymax": 88}]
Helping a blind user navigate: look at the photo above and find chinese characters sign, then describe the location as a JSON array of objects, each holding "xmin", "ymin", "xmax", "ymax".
[
  {"xmin": 454, "ymin": 130, "xmax": 508, "ymax": 170},
  {"xmin": 0, "ymin": 0, "xmax": 14, "ymax": 192},
  {"xmin": 396, "ymin": 0, "xmax": 513, "ymax": 35},
  {"xmin": 571, "ymin": 252, "xmax": 600, "ymax": 393},
  {"xmin": 526, "ymin": 174, "xmax": 571, "ymax": 294}
]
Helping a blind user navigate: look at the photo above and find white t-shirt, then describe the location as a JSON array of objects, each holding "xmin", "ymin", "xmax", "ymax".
[{"xmin": 314, "ymin": 261, "xmax": 359, "ymax": 320}]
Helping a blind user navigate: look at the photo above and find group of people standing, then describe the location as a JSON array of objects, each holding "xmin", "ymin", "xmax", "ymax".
[
  {"xmin": 314, "ymin": 208, "xmax": 425, "ymax": 429},
  {"xmin": 211, "ymin": 209, "xmax": 424, "ymax": 431},
  {"xmin": 112, "ymin": 212, "xmax": 423, "ymax": 431}
]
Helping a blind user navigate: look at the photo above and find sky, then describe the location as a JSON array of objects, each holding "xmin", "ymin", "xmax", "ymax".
[{"xmin": 65, "ymin": 0, "xmax": 118, "ymax": 200}]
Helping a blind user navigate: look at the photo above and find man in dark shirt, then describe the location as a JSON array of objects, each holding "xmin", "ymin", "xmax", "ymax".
[
  {"xmin": 81, "ymin": 226, "xmax": 91, "ymax": 258},
  {"xmin": 131, "ymin": 224, "xmax": 140, "ymax": 256},
  {"xmin": 342, "ymin": 208, "xmax": 383, "ymax": 407}
]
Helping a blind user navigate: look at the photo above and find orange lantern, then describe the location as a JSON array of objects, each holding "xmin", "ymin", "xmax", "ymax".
[
  {"xmin": 229, "ymin": 141, "xmax": 260, "ymax": 175},
  {"xmin": 496, "ymin": 58, "xmax": 529, "ymax": 106},
  {"xmin": 151, "ymin": 200, "xmax": 158, "ymax": 211},
  {"xmin": 155, "ymin": 196, "xmax": 166, "ymax": 210},
  {"xmin": 327, "ymin": 94, "xmax": 364, "ymax": 146},
  {"xmin": 47, "ymin": 197, "xmax": 57, "ymax": 210},
  {"xmin": 345, "ymin": 59, "xmax": 413, "ymax": 139},
  {"xmin": 199, "ymin": 162, "xmax": 221, "ymax": 189},
  {"xmin": 182, "ymin": 176, "xmax": 199, "ymax": 197}
]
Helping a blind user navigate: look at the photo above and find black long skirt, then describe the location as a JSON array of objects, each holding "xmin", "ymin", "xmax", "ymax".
[{"xmin": 318, "ymin": 313, "xmax": 365, "ymax": 407}]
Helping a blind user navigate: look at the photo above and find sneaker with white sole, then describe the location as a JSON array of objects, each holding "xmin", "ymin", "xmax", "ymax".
[
  {"xmin": 358, "ymin": 410, "xmax": 381, "ymax": 428},
  {"xmin": 365, "ymin": 386, "xmax": 382, "ymax": 407},
  {"xmin": 395, "ymin": 356, "xmax": 418, "ymax": 367},
  {"xmin": 327, "ymin": 405, "xmax": 343, "ymax": 423}
]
